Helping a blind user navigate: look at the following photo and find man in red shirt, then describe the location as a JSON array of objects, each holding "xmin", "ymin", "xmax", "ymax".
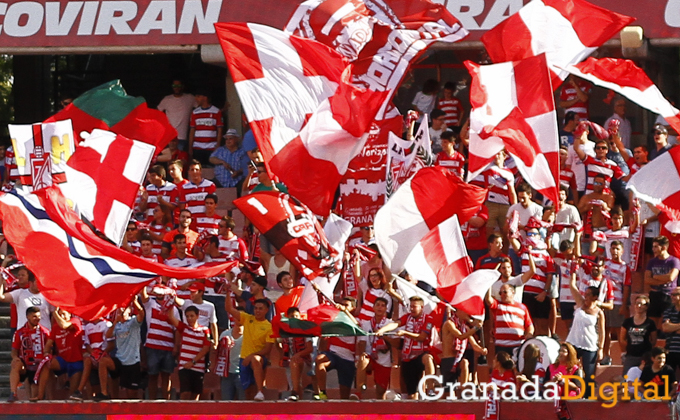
[
  {"xmin": 8, "ymin": 306, "xmax": 49, "ymax": 402},
  {"xmin": 161, "ymin": 209, "xmax": 199, "ymax": 259},
  {"xmin": 36, "ymin": 308, "xmax": 85, "ymax": 400}
]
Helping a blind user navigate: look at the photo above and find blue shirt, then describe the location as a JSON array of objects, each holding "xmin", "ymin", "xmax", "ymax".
[
  {"xmin": 210, "ymin": 146, "xmax": 249, "ymax": 188},
  {"xmin": 114, "ymin": 317, "xmax": 142, "ymax": 365}
]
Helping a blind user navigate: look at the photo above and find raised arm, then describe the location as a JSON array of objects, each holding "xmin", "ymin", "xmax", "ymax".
[{"xmin": 569, "ymin": 270, "xmax": 584, "ymax": 307}]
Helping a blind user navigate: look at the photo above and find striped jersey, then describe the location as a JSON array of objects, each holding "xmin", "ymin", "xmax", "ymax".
[
  {"xmin": 179, "ymin": 179, "xmax": 216, "ymax": 219},
  {"xmin": 435, "ymin": 150, "xmax": 465, "ymax": 178},
  {"xmin": 438, "ymin": 97, "xmax": 463, "ymax": 127},
  {"xmin": 143, "ymin": 298, "xmax": 179, "ymax": 351},
  {"xmin": 489, "ymin": 299, "xmax": 533, "ymax": 347},
  {"xmin": 522, "ymin": 249, "xmax": 555, "ymax": 295},
  {"xmin": 582, "ymin": 155, "xmax": 624, "ymax": 194},
  {"xmin": 328, "ymin": 336, "xmax": 356, "ymax": 362},
  {"xmin": 83, "ymin": 319, "xmax": 113, "ymax": 350},
  {"xmin": 555, "ymin": 255, "xmax": 578, "ymax": 303},
  {"xmin": 482, "ymin": 165, "xmax": 515, "ymax": 205},
  {"xmin": 196, "ymin": 213, "xmax": 222, "ymax": 234},
  {"xmin": 400, "ymin": 314, "xmax": 433, "ymax": 361},
  {"xmin": 190, "ymin": 105, "xmax": 223, "ymax": 150},
  {"xmin": 177, "ymin": 322, "xmax": 211, "ymax": 372},
  {"xmin": 358, "ymin": 288, "xmax": 392, "ymax": 321},
  {"xmin": 164, "ymin": 255, "xmax": 198, "ymax": 299},
  {"xmin": 218, "ymin": 235, "xmax": 249, "ymax": 261},
  {"xmin": 147, "ymin": 221, "xmax": 173, "ymax": 255},
  {"xmin": 603, "ymin": 259, "xmax": 631, "ymax": 305},
  {"xmin": 145, "ymin": 182, "xmax": 178, "ymax": 219}
]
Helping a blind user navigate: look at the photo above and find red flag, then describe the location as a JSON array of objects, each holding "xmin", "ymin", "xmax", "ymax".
[
  {"xmin": 466, "ymin": 54, "xmax": 560, "ymax": 207},
  {"xmin": 481, "ymin": 0, "xmax": 634, "ymax": 87},
  {"xmin": 447, "ymin": 270, "xmax": 501, "ymax": 320},
  {"xmin": 234, "ymin": 191, "xmax": 342, "ymax": 280},
  {"xmin": 374, "ymin": 166, "xmax": 487, "ymax": 273},
  {"xmin": 563, "ymin": 57, "xmax": 680, "ymax": 135},
  {"xmin": 215, "ymin": 22, "xmax": 387, "ymax": 216},
  {"xmin": 628, "ymin": 147, "xmax": 680, "ymax": 214}
]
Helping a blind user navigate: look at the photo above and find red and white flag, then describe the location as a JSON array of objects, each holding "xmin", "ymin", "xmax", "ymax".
[
  {"xmin": 8, "ymin": 121, "xmax": 76, "ymax": 191},
  {"xmin": 466, "ymin": 54, "xmax": 560, "ymax": 206},
  {"xmin": 285, "ymin": 0, "xmax": 468, "ymax": 116},
  {"xmin": 0, "ymin": 188, "xmax": 237, "ymax": 320},
  {"xmin": 628, "ymin": 146, "xmax": 680, "ymax": 212},
  {"xmin": 59, "ymin": 129, "xmax": 155, "ymax": 246},
  {"xmin": 481, "ymin": 0, "xmax": 634, "ymax": 86},
  {"xmin": 562, "ymin": 57, "xmax": 680, "ymax": 134},
  {"xmin": 404, "ymin": 215, "xmax": 473, "ymax": 291},
  {"xmin": 449, "ymin": 270, "xmax": 501, "ymax": 320},
  {"xmin": 374, "ymin": 166, "xmax": 487, "ymax": 273},
  {"xmin": 215, "ymin": 22, "xmax": 387, "ymax": 216},
  {"xmin": 386, "ymin": 113, "xmax": 433, "ymax": 197}
]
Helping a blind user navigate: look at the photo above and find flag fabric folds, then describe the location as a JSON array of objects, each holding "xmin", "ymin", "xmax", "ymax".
[
  {"xmin": 59, "ymin": 129, "xmax": 156, "ymax": 246},
  {"xmin": 44, "ymin": 80, "xmax": 176, "ymax": 154},
  {"xmin": 285, "ymin": 0, "xmax": 468, "ymax": 116},
  {"xmin": 386, "ymin": 114, "xmax": 433, "ymax": 198},
  {"xmin": 215, "ymin": 22, "xmax": 387, "ymax": 216},
  {"xmin": 563, "ymin": 57, "xmax": 680, "ymax": 135},
  {"xmin": 273, "ymin": 304, "xmax": 367, "ymax": 337},
  {"xmin": 481, "ymin": 0, "xmax": 634, "ymax": 86},
  {"xmin": 403, "ymin": 215, "xmax": 473, "ymax": 291},
  {"xmin": 374, "ymin": 166, "xmax": 487, "ymax": 273},
  {"xmin": 233, "ymin": 191, "xmax": 342, "ymax": 280},
  {"xmin": 0, "ymin": 188, "xmax": 237, "ymax": 320},
  {"xmin": 448, "ymin": 270, "xmax": 501, "ymax": 320},
  {"xmin": 466, "ymin": 54, "xmax": 560, "ymax": 206},
  {"xmin": 628, "ymin": 147, "xmax": 680, "ymax": 211}
]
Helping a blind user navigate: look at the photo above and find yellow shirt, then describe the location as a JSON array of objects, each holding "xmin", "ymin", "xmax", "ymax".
[{"xmin": 239, "ymin": 312, "xmax": 275, "ymax": 358}]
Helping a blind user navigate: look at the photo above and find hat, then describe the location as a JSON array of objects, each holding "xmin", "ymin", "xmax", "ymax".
[
  {"xmin": 189, "ymin": 282, "xmax": 205, "ymax": 292},
  {"xmin": 224, "ymin": 128, "xmax": 240, "ymax": 138},
  {"xmin": 653, "ymin": 123, "xmax": 668, "ymax": 135},
  {"xmin": 253, "ymin": 276, "xmax": 268, "ymax": 290}
]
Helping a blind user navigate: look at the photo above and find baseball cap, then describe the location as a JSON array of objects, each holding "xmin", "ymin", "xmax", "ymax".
[
  {"xmin": 224, "ymin": 128, "xmax": 240, "ymax": 138},
  {"xmin": 253, "ymin": 276, "xmax": 268, "ymax": 290},
  {"xmin": 189, "ymin": 282, "xmax": 205, "ymax": 292}
]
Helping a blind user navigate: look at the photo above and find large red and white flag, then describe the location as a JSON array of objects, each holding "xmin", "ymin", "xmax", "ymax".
[
  {"xmin": 8, "ymin": 121, "xmax": 76, "ymax": 191},
  {"xmin": 285, "ymin": 0, "xmax": 468, "ymax": 116},
  {"xmin": 374, "ymin": 166, "xmax": 487, "ymax": 273},
  {"xmin": 449, "ymin": 270, "xmax": 501, "ymax": 320},
  {"xmin": 466, "ymin": 54, "xmax": 560, "ymax": 206},
  {"xmin": 481, "ymin": 0, "xmax": 634, "ymax": 86},
  {"xmin": 59, "ymin": 129, "xmax": 154, "ymax": 246},
  {"xmin": 215, "ymin": 22, "xmax": 387, "ymax": 216},
  {"xmin": 562, "ymin": 58, "xmax": 680, "ymax": 134},
  {"xmin": 0, "ymin": 188, "xmax": 237, "ymax": 320},
  {"xmin": 404, "ymin": 215, "xmax": 473, "ymax": 291},
  {"xmin": 628, "ymin": 146, "xmax": 680, "ymax": 212}
]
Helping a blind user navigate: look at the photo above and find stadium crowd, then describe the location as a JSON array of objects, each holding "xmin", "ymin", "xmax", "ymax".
[{"xmin": 1, "ymin": 77, "xmax": 679, "ymax": 405}]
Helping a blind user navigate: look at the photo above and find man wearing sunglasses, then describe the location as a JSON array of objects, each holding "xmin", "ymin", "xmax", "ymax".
[{"xmin": 573, "ymin": 130, "xmax": 626, "ymax": 196}]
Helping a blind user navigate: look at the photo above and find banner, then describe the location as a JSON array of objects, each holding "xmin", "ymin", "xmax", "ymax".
[
  {"xmin": 386, "ymin": 115, "xmax": 433, "ymax": 198},
  {"xmin": 338, "ymin": 115, "xmax": 401, "ymax": 227}
]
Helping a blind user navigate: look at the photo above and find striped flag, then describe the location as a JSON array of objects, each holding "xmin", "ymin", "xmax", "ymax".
[
  {"xmin": 628, "ymin": 147, "xmax": 680, "ymax": 211},
  {"xmin": 0, "ymin": 187, "xmax": 236, "ymax": 320},
  {"xmin": 481, "ymin": 0, "xmax": 634, "ymax": 86}
]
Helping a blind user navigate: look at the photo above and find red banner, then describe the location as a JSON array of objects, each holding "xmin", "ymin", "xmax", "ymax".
[{"xmin": 338, "ymin": 115, "xmax": 402, "ymax": 227}]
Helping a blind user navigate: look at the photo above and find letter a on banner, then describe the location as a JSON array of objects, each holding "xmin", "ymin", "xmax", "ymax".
[{"xmin": 8, "ymin": 120, "xmax": 76, "ymax": 191}]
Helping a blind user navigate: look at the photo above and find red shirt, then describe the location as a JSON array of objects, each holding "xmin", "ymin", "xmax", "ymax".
[
  {"xmin": 435, "ymin": 150, "xmax": 465, "ymax": 178},
  {"xmin": 559, "ymin": 80, "xmax": 592, "ymax": 119},
  {"xmin": 50, "ymin": 317, "xmax": 84, "ymax": 363},
  {"xmin": 162, "ymin": 228, "xmax": 199, "ymax": 258},
  {"xmin": 461, "ymin": 205, "xmax": 488, "ymax": 251},
  {"xmin": 13, "ymin": 323, "xmax": 50, "ymax": 370},
  {"xmin": 438, "ymin": 97, "xmax": 464, "ymax": 127},
  {"xmin": 582, "ymin": 155, "xmax": 624, "ymax": 194}
]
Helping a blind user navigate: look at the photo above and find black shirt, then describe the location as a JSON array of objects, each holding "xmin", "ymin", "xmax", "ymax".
[
  {"xmin": 622, "ymin": 317, "xmax": 657, "ymax": 357},
  {"xmin": 640, "ymin": 364, "xmax": 676, "ymax": 398}
]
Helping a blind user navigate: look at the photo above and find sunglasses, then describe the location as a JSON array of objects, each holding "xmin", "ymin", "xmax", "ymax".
[
  {"xmin": 526, "ymin": 232, "xmax": 538, "ymax": 237},
  {"xmin": 126, "ymin": 227, "xmax": 137, "ymax": 232},
  {"xmin": 654, "ymin": 131, "xmax": 665, "ymax": 135},
  {"xmin": 499, "ymin": 290, "xmax": 510, "ymax": 295},
  {"xmin": 593, "ymin": 181, "xmax": 604, "ymax": 186},
  {"xmin": 595, "ymin": 146, "xmax": 609, "ymax": 150}
]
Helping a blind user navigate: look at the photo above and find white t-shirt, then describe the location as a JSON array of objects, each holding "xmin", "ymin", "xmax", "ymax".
[
  {"xmin": 157, "ymin": 93, "xmax": 196, "ymax": 140},
  {"xmin": 10, "ymin": 289, "xmax": 53, "ymax": 331},
  {"xmin": 412, "ymin": 92, "xmax": 437, "ymax": 122},
  {"xmin": 566, "ymin": 141, "xmax": 595, "ymax": 191},
  {"xmin": 490, "ymin": 275, "xmax": 525, "ymax": 304},
  {"xmin": 554, "ymin": 204, "xmax": 582, "ymax": 246},
  {"xmin": 180, "ymin": 300, "xmax": 217, "ymax": 330},
  {"xmin": 429, "ymin": 127, "xmax": 445, "ymax": 154},
  {"xmin": 507, "ymin": 202, "xmax": 544, "ymax": 227}
]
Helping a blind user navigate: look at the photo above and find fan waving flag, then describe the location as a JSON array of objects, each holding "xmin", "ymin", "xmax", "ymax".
[
  {"xmin": 628, "ymin": 147, "xmax": 680, "ymax": 211},
  {"xmin": 234, "ymin": 191, "xmax": 342, "ymax": 280},
  {"xmin": 215, "ymin": 22, "xmax": 388, "ymax": 216},
  {"xmin": 59, "ymin": 129, "xmax": 155, "ymax": 246},
  {"xmin": 466, "ymin": 54, "xmax": 560, "ymax": 207},
  {"xmin": 404, "ymin": 215, "xmax": 473, "ymax": 291},
  {"xmin": 374, "ymin": 166, "xmax": 487, "ymax": 273},
  {"xmin": 481, "ymin": 0, "xmax": 634, "ymax": 86},
  {"xmin": 44, "ymin": 80, "xmax": 176, "ymax": 154},
  {"xmin": 562, "ymin": 58, "xmax": 680, "ymax": 135},
  {"xmin": 0, "ymin": 188, "xmax": 237, "ymax": 320}
]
